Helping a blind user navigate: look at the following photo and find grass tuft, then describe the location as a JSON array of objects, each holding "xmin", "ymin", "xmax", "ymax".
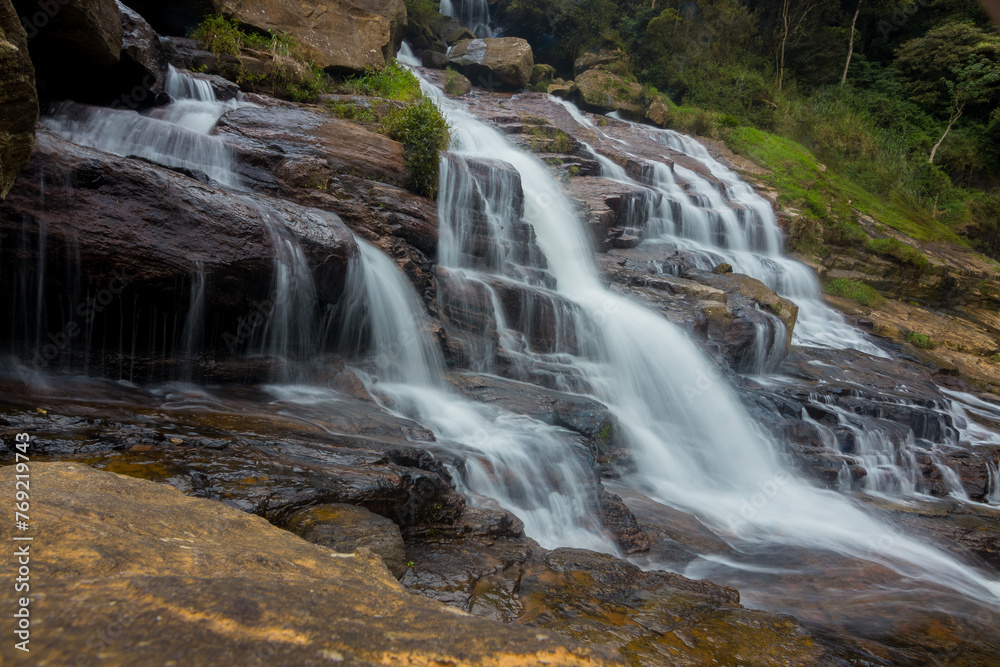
[{"xmin": 824, "ymin": 278, "xmax": 886, "ymax": 308}]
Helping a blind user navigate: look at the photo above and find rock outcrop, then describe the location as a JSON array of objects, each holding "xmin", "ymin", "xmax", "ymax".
[
  {"xmin": 449, "ymin": 37, "xmax": 533, "ymax": 90},
  {"xmin": 574, "ymin": 68, "xmax": 643, "ymax": 118},
  {"xmin": 0, "ymin": 129, "xmax": 358, "ymax": 377},
  {"xmin": 13, "ymin": 0, "xmax": 123, "ymax": 99},
  {"xmin": 213, "ymin": 0, "xmax": 407, "ymax": 74},
  {"xmin": 286, "ymin": 503, "xmax": 409, "ymax": 578},
  {"xmin": 0, "ymin": 462, "xmax": 619, "ymax": 666},
  {"xmin": 0, "ymin": 0, "xmax": 38, "ymax": 199}
]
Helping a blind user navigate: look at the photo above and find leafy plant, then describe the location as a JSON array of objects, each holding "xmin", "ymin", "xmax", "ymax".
[
  {"xmin": 380, "ymin": 97, "xmax": 451, "ymax": 198},
  {"xmin": 344, "ymin": 61, "xmax": 422, "ymax": 101},
  {"xmin": 906, "ymin": 331, "xmax": 936, "ymax": 349}
]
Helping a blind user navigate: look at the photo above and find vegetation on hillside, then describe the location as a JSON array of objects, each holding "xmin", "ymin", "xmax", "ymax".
[
  {"xmin": 331, "ymin": 63, "xmax": 451, "ymax": 198},
  {"xmin": 496, "ymin": 0, "xmax": 1000, "ymax": 260},
  {"xmin": 191, "ymin": 15, "xmax": 329, "ymax": 103}
]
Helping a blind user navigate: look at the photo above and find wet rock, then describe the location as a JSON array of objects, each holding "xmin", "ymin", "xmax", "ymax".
[
  {"xmin": 117, "ymin": 0, "xmax": 167, "ymax": 95},
  {"xmin": 574, "ymin": 69, "xmax": 643, "ymax": 118},
  {"xmin": 0, "ymin": 0, "xmax": 37, "ymax": 199},
  {"xmin": 213, "ymin": 102, "xmax": 438, "ymax": 294},
  {"xmin": 713, "ymin": 262, "xmax": 733, "ymax": 274},
  {"xmin": 0, "ymin": 129, "xmax": 358, "ymax": 374},
  {"xmin": 0, "ymin": 462, "xmax": 618, "ymax": 666},
  {"xmin": 212, "ymin": 0, "xmax": 407, "ymax": 74},
  {"xmin": 404, "ymin": 530, "xmax": 848, "ymax": 665},
  {"xmin": 449, "ymin": 37, "xmax": 534, "ymax": 90},
  {"xmin": 421, "ymin": 48, "xmax": 450, "ymax": 69},
  {"xmin": 286, "ymin": 503, "xmax": 408, "ymax": 578}
]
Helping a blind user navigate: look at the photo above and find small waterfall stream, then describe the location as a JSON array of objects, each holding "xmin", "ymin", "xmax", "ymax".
[
  {"xmin": 555, "ymin": 97, "xmax": 887, "ymax": 358},
  {"xmin": 440, "ymin": 0, "xmax": 493, "ymax": 37}
]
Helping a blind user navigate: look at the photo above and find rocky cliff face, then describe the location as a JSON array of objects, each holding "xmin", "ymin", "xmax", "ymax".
[{"xmin": 0, "ymin": 0, "xmax": 37, "ymax": 199}]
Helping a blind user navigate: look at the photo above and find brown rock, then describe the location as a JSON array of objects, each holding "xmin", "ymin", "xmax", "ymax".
[
  {"xmin": 286, "ymin": 503, "xmax": 409, "ymax": 578},
  {"xmin": 0, "ymin": 0, "xmax": 38, "ymax": 199},
  {"xmin": 421, "ymin": 48, "xmax": 450, "ymax": 69},
  {"xmin": 0, "ymin": 462, "xmax": 619, "ymax": 666},
  {"xmin": 713, "ymin": 262, "xmax": 733, "ymax": 274},
  {"xmin": 646, "ymin": 99, "xmax": 670, "ymax": 127},
  {"xmin": 547, "ymin": 79, "xmax": 577, "ymax": 99},
  {"xmin": 445, "ymin": 69, "xmax": 472, "ymax": 96},
  {"xmin": 449, "ymin": 37, "xmax": 534, "ymax": 90},
  {"xmin": 213, "ymin": 0, "xmax": 408, "ymax": 73},
  {"xmin": 574, "ymin": 69, "xmax": 643, "ymax": 118},
  {"xmin": 573, "ymin": 47, "xmax": 625, "ymax": 76}
]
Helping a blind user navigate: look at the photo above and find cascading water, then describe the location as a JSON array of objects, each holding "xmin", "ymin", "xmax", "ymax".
[
  {"xmin": 554, "ymin": 97, "xmax": 887, "ymax": 358},
  {"xmin": 406, "ymin": 67, "xmax": 1000, "ymax": 607},
  {"xmin": 441, "ymin": 0, "xmax": 492, "ymax": 37},
  {"xmin": 336, "ymin": 239, "xmax": 615, "ymax": 552},
  {"xmin": 43, "ymin": 67, "xmax": 245, "ymax": 188}
]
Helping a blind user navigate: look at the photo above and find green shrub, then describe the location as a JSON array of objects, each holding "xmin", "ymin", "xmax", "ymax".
[
  {"xmin": 190, "ymin": 15, "xmax": 245, "ymax": 56},
  {"xmin": 823, "ymin": 278, "xmax": 886, "ymax": 308},
  {"xmin": 190, "ymin": 15, "xmax": 329, "ymax": 103},
  {"xmin": 906, "ymin": 331, "xmax": 936, "ymax": 349},
  {"xmin": 404, "ymin": 0, "xmax": 446, "ymax": 26},
  {"xmin": 380, "ymin": 97, "xmax": 451, "ymax": 198},
  {"xmin": 344, "ymin": 61, "xmax": 422, "ymax": 101}
]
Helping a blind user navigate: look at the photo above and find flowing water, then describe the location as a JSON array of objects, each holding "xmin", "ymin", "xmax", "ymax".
[
  {"xmin": 440, "ymin": 0, "xmax": 493, "ymax": 37},
  {"xmin": 399, "ymin": 68, "xmax": 1000, "ymax": 612},
  {"xmin": 557, "ymin": 98, "xmax": 888, "ymax": 358}
]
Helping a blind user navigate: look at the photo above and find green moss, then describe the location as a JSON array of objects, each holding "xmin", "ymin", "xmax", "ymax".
[
  {"xmin": 824, "ymin": 278, "xmax": 886, "ymax": 308},
  {"xmin": 906, "ymin": 331, "xmax": 936, "ymax": 349},
  {"xmin": 380, "ymin": 97, "xmax": 451, "ymax": 198}
]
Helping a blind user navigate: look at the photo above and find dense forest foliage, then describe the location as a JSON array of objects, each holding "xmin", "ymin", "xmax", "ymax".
[{"xmin": 493, "ymin": 0, "xmax": 1000, "ymax": 257}]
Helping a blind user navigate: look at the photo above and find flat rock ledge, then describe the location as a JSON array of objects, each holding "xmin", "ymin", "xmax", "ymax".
[{"xmin": 0, "ymin": 462, "xmax": 620, "ymax": 666}]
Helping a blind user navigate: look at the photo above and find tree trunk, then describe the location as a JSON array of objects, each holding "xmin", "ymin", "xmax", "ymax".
[
  {"xmin": 929, "ymin": 108, "xmax": 962, "ymax": 164},
  {"xmin": 778, "ymin": 0, "xmax": 790, "ymax": 90},
  {"xmin": 840, "ymin": 1, "xmax": 861, "ymax": 86}
]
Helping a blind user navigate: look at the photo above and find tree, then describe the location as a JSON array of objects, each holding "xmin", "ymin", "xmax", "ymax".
[
  {"xmin": 840, "ymin": 0, "xmax": 861, "ymax": 85},
  {"xmin": 775, "ymin": 0, "xmax": 829, "ymax": 90},
  {"xmin": 928, "ymin": 59, "xmax": 1000, "ymax": 163},
  {"xmin": 895, "ymin": 21, "xmax": 1000, "ymax": 163}
]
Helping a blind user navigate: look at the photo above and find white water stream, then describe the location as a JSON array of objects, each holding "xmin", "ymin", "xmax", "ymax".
[{"xmin": 389, "ymin": 67, "xmax": 1000, "ymax": 606}]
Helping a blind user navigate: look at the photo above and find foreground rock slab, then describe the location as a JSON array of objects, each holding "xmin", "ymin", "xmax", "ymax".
[{"xmin": 0, "ymin": 462, "xmax": 620, "ymax": 666}]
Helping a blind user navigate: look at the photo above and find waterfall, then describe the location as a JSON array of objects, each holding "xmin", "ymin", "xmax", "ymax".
[
  {"xmin": 43, "ymin": 67, "xmax": 245, "ymax": 188},
  {"xmin": 554, "ymin": 97, "xmax": 887, "ymax": 358},
  {"xmin": 407, "ymin": 69, "xmax": 1000, "ymax": 606},
  {"xmin": 440, "ymin": 0, "xmax": 492, "ymax": 37},
  {"xmin": 337, "ymin": 239, "xmax": 616, "ymax": 552}
]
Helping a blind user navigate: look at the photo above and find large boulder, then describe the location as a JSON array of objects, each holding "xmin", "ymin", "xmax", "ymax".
[
  {"xmin": 13, "ymin": 0, "xmax": 123, "ymax": 98},
  {"xmin": 0, "ymin": 128, "xmax": 359, "ymax": 376},
  {"xmin": 574, "ymin": 68, "xmax": 643, "ymax": 118},
  {"xmin": 0, "ymin": 0, "xmax": 38, "ymax": 199},
  {"xmin": 117, "ymin": 1, "xmax": 167, "ymax": 95},
  {"xmin": 449, "ymin": 37, "xmax": 533, "ymax": 90},
  {"xmin": 0, "ymin": 462, "xmax": 620, "ymax": 666},
  {"xmin": 213, "ymin": 0, "xmax": 408, "ymax": 73}
]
